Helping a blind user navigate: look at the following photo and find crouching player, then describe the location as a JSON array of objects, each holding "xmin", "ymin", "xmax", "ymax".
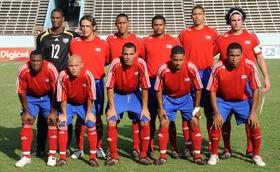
[
  {"xmin": 207, "ymin": 42, "xmax": 265, "ymax": 166},
  {"xmin": 15, "ymin": 50, "xmax": 58, "ymax": 167},
  {"xmin": 154, "ymin": 46, "xmax": 206, "ymax": 165},
  {"xmin": 105, "ymin": 42, "xmax": 151, "ymax": 166},
  {"xmin": 56, "ymin": 55, "xmax": 99, "ymax": 167}
]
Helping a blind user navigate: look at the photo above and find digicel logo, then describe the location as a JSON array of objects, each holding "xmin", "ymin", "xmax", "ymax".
[{"xmin": 0, "ymin": 48, "xmax": 31, "ymax": 61}]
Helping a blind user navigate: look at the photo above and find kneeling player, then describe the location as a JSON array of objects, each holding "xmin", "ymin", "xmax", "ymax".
[
  {"xmin": 15, "ymin": 50, "xmax": 58, "ymax": 167},
  {"xmin": 56, "ymin": 55, "xmax": 99, "ymax": 167},
  {"xmin": 207, "ymin": 42, "xmax": 265, "ymax": 166},
  {"xmin": 105, "ymin": 43, "xmax": 151, "ymax": 166},
  {"xmin": 154, "ymin": 46, "xmax": 206, "ymax": 165}
]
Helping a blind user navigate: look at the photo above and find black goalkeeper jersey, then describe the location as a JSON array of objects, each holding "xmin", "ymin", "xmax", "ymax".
[{"xmin": 36, "ymin": 28, "xmax": 78, "ymax": 71}]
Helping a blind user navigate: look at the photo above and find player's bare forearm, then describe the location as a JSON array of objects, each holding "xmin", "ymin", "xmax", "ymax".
[
  {"xmin": 107, "ymin": 88, "xmax": 115, "ymax": 110},
  {"xmin": 250, "ymin": 88, "xmax": 260, "ymax": 116},
  {"xmin": 141, "ymin": 89, "xmax": 149, "ymax": 110},
  {"xmin": 256, "ymin": 54, "xmax": 271, "ymax": 92},
  {"xmin": 86, "ymin": 98, "xmax": 93, "ymax": 114},
  {"xmin": 18, "ymin": 93, "xmax": 29, "ymax": 113},
  {"xmin": 50, "ymin": 92, "xmax": 57, "ymax": 113},
  {"xmin": 194, "ymin": 89, "xmax": 202, "ymax": 107},
  {"xmin": 60, "ymin": 100, "xmax": 67, "ymax": 116},
  {"xmin": 156, "ymin": 90, "xmax": 164, "ymax": 110},
  {"xmin": 210, "ymin": 92, "xmax": 223, "ymax": 129},
  {"xmin": 210, "ymin": 92, "xmax": 219, "ymax": 115}
]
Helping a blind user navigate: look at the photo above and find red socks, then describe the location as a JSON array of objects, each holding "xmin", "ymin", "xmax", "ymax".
[
  {"xmin": 96, "ymin": 119, "xmax": 103, "ymax": 149},
  {"xmin": 132, "ymin": 122, "xmax": 140, "ymax": 150},
  {"xmin": 210, "ymin": 128, "xmax": 221, "ymax": 155},
  {"xmin": 158, "ymin": 127, "xmax": 169, "ymax": 159},
  {"xmin": 140, "ymin": 125, "xmax": 150, "ymax": 158},
  {"xmin": 107, "ymin": 125, "xmax": 118, "ymax": 159},
  {"xmin": 48, "ymin": 126, "xmax": 57, "ymax": 157},
  {"xmin": 20, "ymin": 125, "xmax": 33, "ymax": 158},
  {"xmin": 169, "ymin": 122, "xmax": 177, "ymax": 151},
  {"xmin": 182, "ymin": 121, "xmax": 192, "ymax": 150},
  {"xmin": 191, "ymin": 127, "xmax": 202, "ymax": 158},
  {"xmin": 245, "ymin": 124, "xmax": 253, "ymax": 153},
  {"xmin": 88, "ymin": 127, "xmax": 97, "ymax": 159},
  {"xmin": 222, "ymin": 121, "xmax": 231, "ymax": 152},
  {"xmin": 75, "ymin": 124, "xmax": 86, "ymax": 151},
  {"xmin": 58, "ymin": 126, "xmax": 68, "ymax": 160},
  {"xmin": 251, "ymin": 127, "xmax": 261, "ymax": 156}
]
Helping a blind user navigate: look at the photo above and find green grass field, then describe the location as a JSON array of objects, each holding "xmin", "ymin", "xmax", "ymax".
[{"xmin": 0, "ymin": 60, "xmax": 279, "ymax": 172}]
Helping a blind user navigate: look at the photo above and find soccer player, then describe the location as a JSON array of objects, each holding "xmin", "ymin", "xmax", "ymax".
[
  {"xmin": 214, "ymin": 7, "xmax": 271, "ymax": 158},
  {"xmin": 105, "ymin": 43, "xmax": 151, "ymax": 166},
  {"xmin": 207, "ymin": 42, "xmax": 265, "ymax": 167},
  {"xmin": 35, "ymin": 8, "xmax": 78, "ymax": 157},
  {"xmin": 69, "ymin": 15, "xmax": 109, "ymax": 159},
  {"xmin": 142, "ymin": 15, "xmax": 181, "ymax": 158},
  {"xmin": 56, "ymin": 55, "xmax": 99, "ymax": 167},
  {"xmin": 106, "ymin": 13, "xmax": 145, "ymax": 157},
  {"xmin": 153, "ymin": 46, "xmax": 206, "ymax": 165},
  {"xmin": 15, "ymin": 50, "xmax": 58, "ymax": 167},
  {"xmin": 178, "ymin": 5, "xmax": 218, "ymax": 156}
]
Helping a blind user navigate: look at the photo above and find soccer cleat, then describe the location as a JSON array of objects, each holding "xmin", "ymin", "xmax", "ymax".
[
  {"xmin": 153, "ymin": 158, "xmax": 167, "ymax": 165},
  {"xmin": 193, "ymin": 157, "xmax": 207, "ymax": 165},
  {"xmin": 170, "ymin": 150, "xmax": 180, "ymax": 159},
  {"xmin": 105, "ymin": 157, "xmax": 119, "ymax": 166},
  {"xmin": 89, "ymin": 158, "xmax": 99, "ymax": 167},
  {"xmin": 47, "ymin": 156, "xmax": 56, "ymax": 166},
  {"xmin": 56, "ymin": 159, "xmax": 66, "ymax": 166},
  {"xmin": 71, "ymin": 149, "xmax": 84, "ymax": 159},
  {"xmin": 15, "ymin": 156, "xmax": 31, "ymax": 167},
  {"xmin": 208, "ymin": 154, "xmax": 219, "ymax": 165},
  {"xmin": 253, "ymin": 155, "xmax": 266, "ymax": 167},
  {"xmin": 96, "ymin": 148, "xmax": 106, "ymax": 159},
  {"xmin": 181, "ymin": 149, "xmax": 192, "ymax": 159},
  {"xmin": 139, "ymin": 157, "xmax": 153, "ymax": 165},
  {"xmin": 132, "ymin": 149, "xmax": 140, "ymax": 158},
  {"xmin": 220, "ymin": 151, "xmax": 232, "ymax": 160}
]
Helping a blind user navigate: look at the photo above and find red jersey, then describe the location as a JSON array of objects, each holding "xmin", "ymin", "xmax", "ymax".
[
  {"xmin": 70, "ymin": 36, "xmax": 110, "ymax": 79},
  {"xmin": 154, "ymin": 61, "xmax": 203, "ymax": 98},
  {"xmin": 178, "ymin": 25, "xmax": 218, "ymax": 69},
  {"xmin": 16, "ymin": 61, "xmax": 58, "ymax": 97},
  {"xmin": 142, "ymin": 34, "xmax": 180, "ymax": 78},
  {"xmin": 57, "ymin": 69, "xmax": 96, "ymax": 104},
  {"xmin": 215, "ymin": 29, "xmax": 262, "ymax": 63},
  {"xmin": 106, "ymin": 33, "xmax": 145, "ymax": 62},
  {"xmin": 207, "ymin": 59, "xmax": 261, "ymax": 100},
  {"xmin": 106, "ymin": 57, "xmax": 150, "ymax": 93}
]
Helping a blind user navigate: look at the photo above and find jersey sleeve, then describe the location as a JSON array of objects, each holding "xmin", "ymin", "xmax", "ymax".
[
  {"xmin": 154, "ymin": 64, "xmax": 166, "ymax": 91},
  {"xmin": 105, "ymin": 60, "xmax": 117, "ymax": 89},
  {"xmin": 251, "ymin": 34, "xmax": 262, "ymax": 56},
  {"xmin": 16, "ymin": 64, "xmax": 28, "ymax": 94},
  {"xmin": 47, "ymin": 62, "xmax": 59, "ymax": 94},
  {"xmin": 245, "ymin": 59, "xmax": 261, "ymax": 90},
  {"xmin": 206, "ymin": 66, "xmax": 219, "ymax": 92},
  {"xmin": 188, "ymin": 63, "xmax": 203, "ymax": 90},
  {"xmin": 36, "ymin": 33, "xmax": 42, "ymax": 50},
  {"xmin": 104, "ymin": 40, "xmax": 111, "ymax": 65},
  {"xmin": 138, "ymin": 59, "xmax": 151, "ymax": 89},
  {"xmin": 57, "ymin": 71, "xmax": 67, "ymax": 102},
  {"xmin": 86, "ymin": 70, "xmax": 96, "ymax": 100}
]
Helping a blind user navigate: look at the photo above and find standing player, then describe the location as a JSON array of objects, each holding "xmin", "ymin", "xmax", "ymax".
[
  {"xmin": 153, "ymin": 46, "xmax": 206, "ymax": 165},
  {"xmin": 207, "ymin": 42, "xmax": 265, "ymax": 167},
  {"xmin": 214, "ymin": 7, "xmax": 271, "ymax": 158},
  {"xmin": 56, "ymin": 55, "xmax": 99, "ymax": 167},
  {"xmin": 106, "ymin": 13, "xmax": 145, "ymax": 157},
  {"xmin": 15, "ymin": 50, "xmax": 58, "ymax": 167},
  {"xmin": 142, "ymin": 15, "xmax": 181, "ymax": 158},
  {"xmin": 105, "ymin": 43, "xmax": 151, "ymax": 166},
  {"xmin": 69, "ymin": 15, "xmax": 109, "ymax": 159},
  {"xmin": 35, "ymin": 8, "xmax": 78, "ymax": 157},
  {"xmin": 178, "ymin": 5, "xmax": 218, "ymax": 156}
]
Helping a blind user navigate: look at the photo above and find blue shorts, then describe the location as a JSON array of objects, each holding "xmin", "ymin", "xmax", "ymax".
[
  {"xmin": 197, "ymin": 67, "xmax": 212, "ymax": 108},
  {"xmin": 163, "ymin": 93, "xmax": 194, "ymax": 122},
  {"xmin": 148, "ymin": 78, "xmax": 158, "ymax": 117},
  {"xmin": 20, "ymin": 94, "xmax": 51, "ymax": 118},
  {"xmin": 217, "ymin": 97, "xmax": 252, "ymax": 125},
  {"xmin": 95, "ymin": 79, "xmax": 105, "ymax": 115},
  {"xmin": 58, "ymin": 103, "xmax": 96, "ymax": 127},
  {"xmin": 107, "ymin": 91, "xmax": 149, "ymax": 122}
]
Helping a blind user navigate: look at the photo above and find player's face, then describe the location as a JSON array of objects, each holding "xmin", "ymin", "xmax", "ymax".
[
  {"xmin": 191, "ymin": 8, "xmax": 205, "ymax": 26},
  {"xmin": 171, "ymin": 53, "xmax": 185, "ymax": 70},
  {"xmin": 30, "ymin": 55, "xmax": 44, "ymax": 73},
  {"xmin": 152, "ymin": 19, "xmax": 165, "ymax": 36},
  {"xmin": 122, "ymin": 47, "xmax": 136, "ymax": 66},
  {"xmin": 80, "ymin": 19, "xmax": 95, "ymax": 38},
  {"xmin": 115, "ymin": 16, "xmax": 129, "ymax": 34},
  {"xmin": 230, "ymin": 14, "xmax": 243, "ymax": 32},
  {"xmin": 51, "ymin": 11, "xmax": 64, "ymax": 29},
  {"xmin": 227, "ymin": 48, "xmax": 242, "ymax": 69},
  {"xmin": 68, "ymin": 58, "xmax": 83, "ymax": 77}
]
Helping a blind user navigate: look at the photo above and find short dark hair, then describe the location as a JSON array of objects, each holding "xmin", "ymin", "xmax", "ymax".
[
  {"xmin": 225, "ymin": 7, "xmax": 246, "ymax": 25},
  {"xmin": 171, "ymin": 46, "xmax": 185, "ymax": 57},
  {"xmin": 122, "ymin": 42, "xmax": 136, "ymax": 53},
  {"xmin": 30, "ymin": 50, "xmax": 43, "ymax": 59},
  {"xmin": 227, "ymin": 42, "xmax": 242, "ymax": 54},
  {"xmin": 51, "ymin": 8, "xmax": 64, "ymax": 17},
  {"xmin": 152, "ymin": 15, "xmax": 166, "ymax": 25},
  {"xmin": 79, "ymin": 15, "xmax": 97, "ymax": 27},
  {"xmin": 192, "ymin": 5, "xmax": 205, "ymax": 14},
  {"xmin": 116, "ymin": 13, "xmax": 129, "ymax": 22}
]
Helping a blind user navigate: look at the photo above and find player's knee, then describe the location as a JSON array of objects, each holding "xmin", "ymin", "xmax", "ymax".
[
  {"xmin": 107, "ymin": 121, "xmax": 117, "ymax": 127},
  {"xmin": 85, "ymin": 120, "xmax": 96, "ymax": 128},
  {"xmin": 190, "ymin": 118, "xmax": 200, "ymax": 128},
  {"xmin": 160, "ymin": 120, "xmax": 170, "ymax": 128},
  {"xmin": 22, "ymin": 118, "xmax": 34, "ymax": 126}
]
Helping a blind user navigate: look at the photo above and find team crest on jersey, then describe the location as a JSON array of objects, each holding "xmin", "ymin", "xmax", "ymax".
[
  {"xmin": 63, "ymin": 38, "xmax": 69, "ymax": 43},
  {"xmin": 82, "ymin": 83, "xmax": 87, "ymax": 88},
  {"xmin": 205, "ymin": 35, "xmax": 212, "ymax": 40},
  {"xmin": 95, "ymin": 47, "xmax": 101, "ymax": 52},
  {"xmin": 241, "ymin": 74, "xmax": 247, "ymax": 79},
  {"xmin": 134, "ymin": 71, "xmax": 139, "ymax": 76},
  {"xmin": 184, "ymin": 77, "xmax": 190, "ymax": 82},
  {"xmin": 166, "ymin": 44, "xmax": 173, "ymax": 49},
  {"xmin": 54, "ymin": 38, "xmax": 59, "ymax": 42},
  {"xmin": 245, "ymin": 40, "xmax": 251, "ymax": 45},
  {"xmin": 45, "ymin": 78, "xmax": 50, "ymax": 83}
]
